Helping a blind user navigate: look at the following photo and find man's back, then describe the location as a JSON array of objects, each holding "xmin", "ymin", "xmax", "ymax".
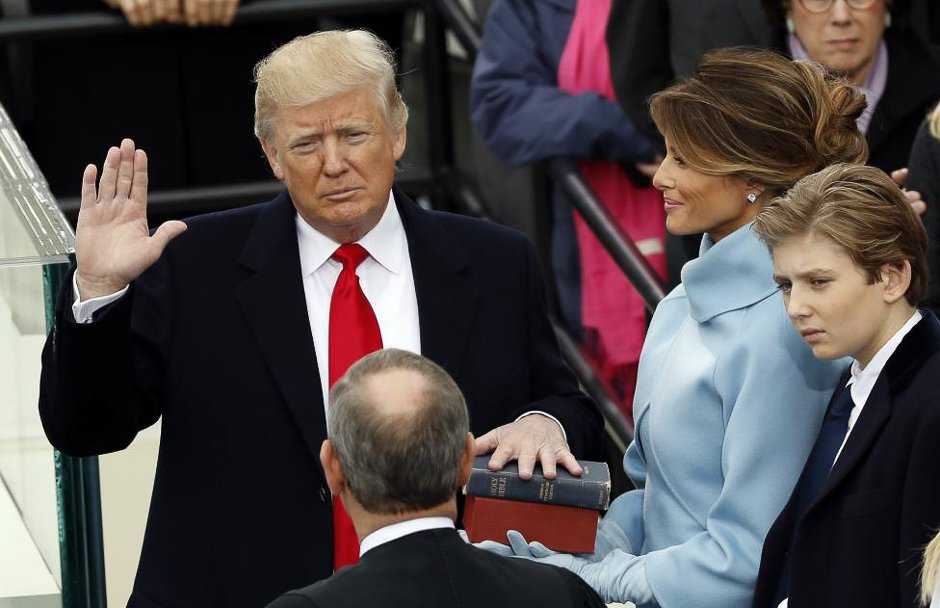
[{"xmin": 267, "ymin": 528, "xmax": 605, "ymax": 608}]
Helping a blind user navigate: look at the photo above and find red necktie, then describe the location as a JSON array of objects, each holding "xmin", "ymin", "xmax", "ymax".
[{"xmin": 328, "ymin": 243, "xmax": 382, "ymax": 570}]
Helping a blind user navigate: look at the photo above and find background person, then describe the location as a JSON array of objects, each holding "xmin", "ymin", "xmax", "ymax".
[
  {"xmin": 751, "ymin": 163, "xmax": 940, "ymax": 608},
  {"xmin": 762, "ymin": 0, "xmax": 940, "ymax": 174},
  {"xmin": 267, "ymin": 348, "xmax": 606, "ymax": 608},
  {"xmin": 487, "ymin": 48, "xmax": 860, "ymax": 608},
  {"xmin": 471, "ymin": 0, "xmax": 665, "ymax": 416},
  {"xmin": 38, "ymin": 30, "xmax": 601, "ymax": 607}
]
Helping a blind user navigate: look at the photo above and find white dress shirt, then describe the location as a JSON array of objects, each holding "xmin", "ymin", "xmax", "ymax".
[
  {"xmin": 836, "ymin": 309, "xmax": 922, "ymax": 463},
  {"xmin": 778, "ymin": 309, "xmax": 922, "ymax": 608},
  {"xmin": 296, "ymin": 192, "xmax": 421, "ymax": 417},
  {"xmin": 357, "ymin": 516, "xmax": 455, "ymax": 558}
]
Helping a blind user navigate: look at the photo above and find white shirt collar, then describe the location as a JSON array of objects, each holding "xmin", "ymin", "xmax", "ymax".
[
  {"xmin": 358, "ymin": 516, "xmax": 455, "ymax": 557},
  {"xmin": 847, "ymin": 310, "xmax": 923, "ymax": 405},
  {"xmin": 295, "ymin": 190, "xmax": 404, "ymax": 276}
]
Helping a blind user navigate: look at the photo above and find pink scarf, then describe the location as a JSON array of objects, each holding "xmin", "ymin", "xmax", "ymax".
[{"xmin": 557, "ymin": 0, "xmax": 667, "ymax": 372}]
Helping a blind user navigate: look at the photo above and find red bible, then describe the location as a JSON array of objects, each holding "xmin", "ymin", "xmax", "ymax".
[{"xmin": 462, "ymin": 495, "xmax": 599, "ymax": 554}]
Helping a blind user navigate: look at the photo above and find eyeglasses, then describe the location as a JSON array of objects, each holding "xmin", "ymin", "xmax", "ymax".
[{"xmin": 797, "ymin": 0, "xmax": 878, "ymax": 13}]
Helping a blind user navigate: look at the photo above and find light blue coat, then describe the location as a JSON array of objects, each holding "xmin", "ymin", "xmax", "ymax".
[{"xmin": 597, "ymin": 224, "xmax": 844, "ymax": 607}]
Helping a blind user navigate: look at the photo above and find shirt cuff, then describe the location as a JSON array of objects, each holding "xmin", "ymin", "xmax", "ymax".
[
  {"xmin": 71, "ymin": 274, "xmax": 129, "ymax": 323},
  {"xmin": 514, "ymin": 410, "xmax": 568, "ymax": 446}
]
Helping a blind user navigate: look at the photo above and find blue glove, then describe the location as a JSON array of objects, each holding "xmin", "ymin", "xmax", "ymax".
[
  {"xmin": 504, "ymin": 530, "xmax": 655, "ymax": 606},
  {"xmin": 473, "ymin": 537, "xmax": 515, "ymax": 557}
]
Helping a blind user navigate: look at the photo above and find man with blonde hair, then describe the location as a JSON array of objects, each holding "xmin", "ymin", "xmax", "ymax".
[{"xmin": 38, "ymin": 30, "xmax": 601, "ymax": 608}]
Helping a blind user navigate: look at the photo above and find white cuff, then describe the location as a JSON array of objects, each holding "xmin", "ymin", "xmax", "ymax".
[
  {"xmin": 71, "ymin": 274, "xmax": 129, "ymax": 324},
  {"xmin": 514, "ymin": 410, "xmax": 568, "ymax": 446}
]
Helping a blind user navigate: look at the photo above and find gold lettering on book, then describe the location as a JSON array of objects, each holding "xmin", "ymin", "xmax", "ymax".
[
  {"xmin": 537, "ymin": 481, "xmax": 555, "ymax": 502},
  {"xmin": 488, "ymin": 476, "xmax": 507, "ymax": 497}
]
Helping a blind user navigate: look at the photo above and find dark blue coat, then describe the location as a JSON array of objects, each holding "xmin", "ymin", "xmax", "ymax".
[
  {"xmin": 470, "ymin": 0, "xmax": 655, "ymax": 167},
  {"xmin": 469, "ymin": 0, "xmax": 656, "ymax": 332}
]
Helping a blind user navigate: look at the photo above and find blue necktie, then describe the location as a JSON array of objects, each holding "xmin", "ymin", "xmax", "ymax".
[{"xmin": 773, "ymin": 383, "xmax": 855, "ymax": 604}]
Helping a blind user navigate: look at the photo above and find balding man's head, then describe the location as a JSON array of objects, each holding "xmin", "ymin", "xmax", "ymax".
[{"xmin": 327, "ymin": 349, "xmax": 469, "ymax": 515}]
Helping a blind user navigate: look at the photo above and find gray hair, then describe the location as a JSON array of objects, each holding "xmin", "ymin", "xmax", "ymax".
[
  {"xmin": 253, "ymin": 29, "xmax": 409, "ymax": 143},
  {"xmin": 328, "ymin": 349, "xmax": 469, "ymax": 515}
]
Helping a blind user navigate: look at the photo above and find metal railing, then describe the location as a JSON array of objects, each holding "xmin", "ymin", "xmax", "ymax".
[{"xmin": 437, "ymin": 0, "xmax": 667, "ymax": 313}]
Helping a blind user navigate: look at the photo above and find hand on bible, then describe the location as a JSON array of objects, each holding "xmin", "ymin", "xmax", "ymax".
[
  {"xmin": 474, "ymin": 414, "xmax": 581, "ymax": 479},
  {"xmin": 75, "ymin": 139, "xmax": 187, "ymax": 300}
]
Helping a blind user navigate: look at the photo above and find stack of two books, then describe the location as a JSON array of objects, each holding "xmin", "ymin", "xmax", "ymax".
[{"xmin": 461, "ymin": 456, "xmax": 611, "ymax": 554}]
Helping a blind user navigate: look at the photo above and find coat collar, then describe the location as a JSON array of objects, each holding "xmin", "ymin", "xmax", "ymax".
[
  {"xmin": 819, "ymin": 310, "xmax": 940, "ymax": 500},
  {"xmin": 680, "ymin": 224, "xmax": 778, "ymax": 323}
]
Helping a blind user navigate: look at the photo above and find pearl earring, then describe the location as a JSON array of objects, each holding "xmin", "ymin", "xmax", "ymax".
[
  {"xmin": 786, "ymin": 17, "xmax": 795, "ymax": 34},
  {"xmin": 884, "ymin": 12, "xmax": 892, "ymax": 28}
]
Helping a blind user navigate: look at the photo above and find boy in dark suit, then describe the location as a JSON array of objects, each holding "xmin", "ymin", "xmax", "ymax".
[
  {"xmin": 266, "ymin": 349, "xmax": 605, "ymax": 608},
  {"xmin": 751, "ymin": 163, "xmax": 940, "ymax": 608}
]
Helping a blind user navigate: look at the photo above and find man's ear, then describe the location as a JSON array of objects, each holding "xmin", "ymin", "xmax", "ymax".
[
  {"xmin": 320, "ymin": 439, "xmax": 346, "ymax": 496},
  {"xmin": 392, "ymin": 126, "xmax": 407, "ymax": 162},
  {"xmin": 457, "ymin": 433, "xmax": 475, "ymax": 487},
  {"xmin": 880, "ymin": 261, "xmax": 912, "ymax": 305},
  {"xmin": 261, "ymin": 140, "xmax": 284, "ymax": 180}
]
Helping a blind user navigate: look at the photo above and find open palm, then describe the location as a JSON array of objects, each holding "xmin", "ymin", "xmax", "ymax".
[{"xmin": 75, "ymin": 139, "xmax": 187, "ymax": 299}]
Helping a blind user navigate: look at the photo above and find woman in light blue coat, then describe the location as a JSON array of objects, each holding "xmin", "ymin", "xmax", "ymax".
[{"xmin": 498, "ymin": 48, "xmax": 867, "ymax": 607}]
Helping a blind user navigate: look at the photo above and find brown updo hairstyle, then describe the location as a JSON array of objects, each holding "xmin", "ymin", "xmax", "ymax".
[
  {"xmin": 649, "ymin": 47, "xmax": 868, "ymax": 196},
  {"xmin": 754, "ymin": 163, "xmax": 929, "ymax": 306}
]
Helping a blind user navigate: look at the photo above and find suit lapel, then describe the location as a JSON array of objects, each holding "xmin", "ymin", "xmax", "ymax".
[
  {"xmin": 815, "ymin": 311, "xmax": 940, "ymax": 503},
  {"xmin": 235, "ymin": 192, "xmax": 327, "ymax": 482},
  {"xmin": 819, "ymin": 377, "xmax": 891, "ymax": 498},
  {"xmin": 396, "ymin": 188, "xmax": 477, "ymax": 380}
]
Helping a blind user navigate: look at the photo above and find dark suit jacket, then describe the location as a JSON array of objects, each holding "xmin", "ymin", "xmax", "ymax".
[
  {"xmin": 266, "ymin": 527, "xmax": 606, "ymax": 608},
  {"xmin": 752, "ymin": 311, "xmax": 940, "ymax": 608},
  {"xmin": 38, "ymin": 188, "xmax": 602, "ymax": 608}
]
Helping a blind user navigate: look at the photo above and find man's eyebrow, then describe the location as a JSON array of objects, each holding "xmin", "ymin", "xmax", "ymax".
[{"xmin": 286, "ymin": 130, "xmax": 322, "ymax": 145}]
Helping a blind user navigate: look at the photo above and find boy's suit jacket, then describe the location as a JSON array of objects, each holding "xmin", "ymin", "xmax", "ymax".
[{"xmin": 753, "ymin": 311, "xmax": 940, "ymax": 608}]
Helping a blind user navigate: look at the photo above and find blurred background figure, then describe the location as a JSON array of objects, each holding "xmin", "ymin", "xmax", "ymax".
[
  {"xmin": 907, "ymin": 102, "xmax": 940, "ymax": 313},
  {"xmin": 471, "ymin": 0, "xmax": 666, "ymax": 418},
  {"xmin": 762, "ymin": 0, "xmax": 940, "ymax": 175},
  {"xmin": 607, "ymin": 0, "xmax": 775, "ymax": 143}
]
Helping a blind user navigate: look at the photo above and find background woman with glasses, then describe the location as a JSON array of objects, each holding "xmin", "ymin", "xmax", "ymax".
[{"xmin": 763, "ymin": 0, "xmax": 940, "ymax": 174}]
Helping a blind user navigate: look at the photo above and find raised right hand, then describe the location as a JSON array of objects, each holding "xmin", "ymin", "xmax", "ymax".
[{"xmin": 75, "ymin": 139, "xmax": 187, "ymax": 300}]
